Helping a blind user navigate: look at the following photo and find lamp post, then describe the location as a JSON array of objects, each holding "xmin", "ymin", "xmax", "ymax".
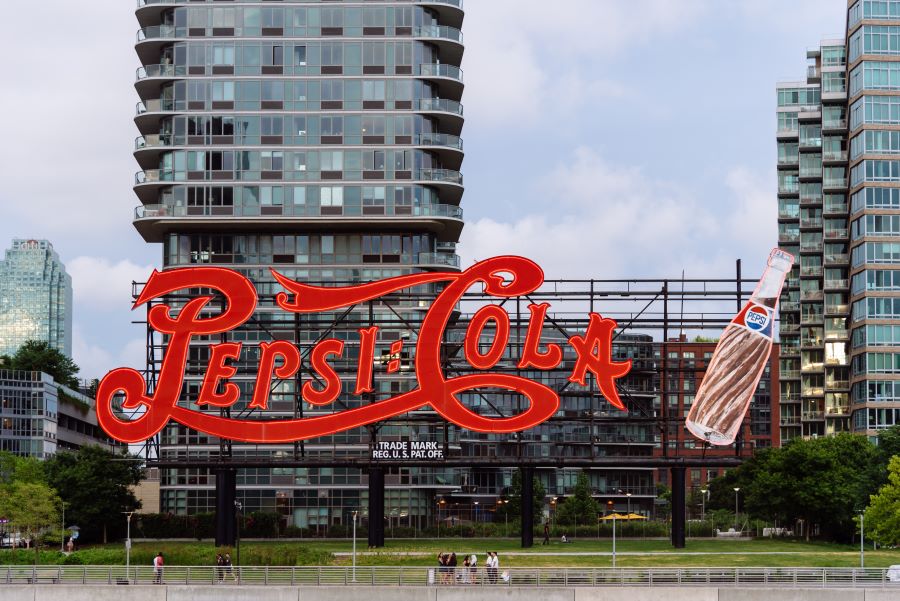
[
  {"xmin": 700, "ymin": 488, "xmax": 707, "ymax": 523},
  {"xmin": 122, "ymin": 512, "xmax": 133, "ymax": 579},
  {"xmin": 612, "ymin": 514, "xmax": 617, "ymax": 568},
  {"xmin": 234, "ymin": 501, "xmax": 242, "ymax": 567},
  {"xmin": 550, "ymin": 497, "xmax": 557, "ymax": 532},
  {"xmin": 626, "ymin": 492, "xmax": 632, "ymax": 515},
  {"xmin": 352, "ymin": 510, "xmax": 358, "ymax": 582},
  {"xmin": 733, "ymin": 488, "xmax": 740, "ymax": 530},
  {"xmin": 60, "ymin": 503, "xmax": 67, "ymax": 553},
  {"xmin": 859, "ymin": 511, "xmax": 865, "ymax": 568}
]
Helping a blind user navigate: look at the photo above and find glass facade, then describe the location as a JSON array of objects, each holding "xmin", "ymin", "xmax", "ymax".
[
  {"xmin": 134, "ymin": 0, "xmax": 471, "ymax": 525},
  {"xmin": 776, "ymin": 40, "xmax": 851, "ymax": 442},
  {"xmin": 779, "ymin": 6, "xmax": 900, "ymax": 441},
  {"xmin": 847, "ymin": 4, "xmax": 900, "ymax": 440},
  {"xmin": 0, "ymin": 239, "xmax": 73, "ymax": 358}
]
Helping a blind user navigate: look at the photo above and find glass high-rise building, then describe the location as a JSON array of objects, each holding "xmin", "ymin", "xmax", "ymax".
[
  {"xmin": 777, "ymin": 1, "xmax": 900, "ymax": 442},
  {"xmin": 133, "ymin": 0, "xmax": 466, "ymax": 524},
  {"xmin": 0, "ymin": 239, "xmax": 73, "ymax": 358}
]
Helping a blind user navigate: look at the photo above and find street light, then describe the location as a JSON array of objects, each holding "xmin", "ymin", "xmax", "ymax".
[
  {"xmin": 234, "ymin": 501, "xmax": 243, "ymax": 567},
  {"xmin": 612, "ymin": 514, "xmax": 617, "ymax": 568},
  {"xmin": 859, "ymin": 511, "xmax": 865, "ymax": 568},
  {"xmin": 700, "ymin": 488, "xmax": 707, "ymax": 522},
  {"xmin": 626, "ymin": 492, "xmax": 632, "ymax": 515},
  {"xmin": 60, "ymin": 502, "xmax": 67, "ymax": 553},
  {"xmin": 352, "ymin": 510, "xmax": 358, "ymax": 582},
  {"xmin": 122, "ymin": 512, "xmax": 134, "ymax": 579},
  {"xmin": 733, "ymin": 488, "xmax": 741, "ymax": 530}
]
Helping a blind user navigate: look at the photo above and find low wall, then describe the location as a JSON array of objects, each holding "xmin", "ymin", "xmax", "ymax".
[{"xmin": 1, "ymin": 586, "xmax": 898, "ymax": 601}]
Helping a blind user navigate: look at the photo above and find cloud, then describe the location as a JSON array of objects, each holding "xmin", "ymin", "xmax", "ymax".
[
  {"xmin": 73, "ymin": 329, "xmax": 145, "ymax": 381},
  {"xmin": 459, "ymin": 147, "xmax": 776, "ymax": 280},
  {"xmin": 462, "ymin": 0, "xmax": 710, "ymax": 126},
  {"xmin": 68, "ymin": 256, "xmax": 156, "ymax": 310}
]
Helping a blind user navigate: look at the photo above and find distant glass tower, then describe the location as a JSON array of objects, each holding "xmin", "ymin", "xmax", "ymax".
[{"xmin": 0, "ymin": 239, "xmax": 73, "ymax": 358}]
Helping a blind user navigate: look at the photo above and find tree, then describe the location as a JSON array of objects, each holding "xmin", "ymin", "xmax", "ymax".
[
  {"xmin": 0, "ymin": 451, "xmax": 46, "ymax": 485},
  {"xmin": 7, "ymin": 340, "xmax": 80, "ymax": 388},
  {"xmin": 0, "ymin": 481, "xmax": 61, "ymax": 563},
  {"xmin": 44, "ymin": 446, "xmax": 143, "ymax": 543},
  {"xmin": 706, "ymin": 433, "xmax": 882, "ymax": 542},
  {"xmin": 877, "ymin": 425, "xmax": 900, "ymax": 469},
  {"xmin": 499, "ymin": 470, "xmax": 545, "ymax": 526},
  {"xmin": 865, "ymin": 456, "xmax": 900, "ymax": 547},
  {"xmin": 554, "ymin": 472, "xmax": 600, "ymax": 527}
]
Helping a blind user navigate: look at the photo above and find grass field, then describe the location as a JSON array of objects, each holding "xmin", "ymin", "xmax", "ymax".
[{"xmin": 4, "ymin": 538, "xmax": 899, "ymax": 568}]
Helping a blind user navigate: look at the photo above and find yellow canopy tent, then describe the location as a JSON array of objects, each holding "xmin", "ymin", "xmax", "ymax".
[
  {"xmin": 600, "ymin": 513, "xmax": 628, "ymax": 521},
  {"xmin": 623, "ymin": 513, "xmax": 648, "ymax": 520}
]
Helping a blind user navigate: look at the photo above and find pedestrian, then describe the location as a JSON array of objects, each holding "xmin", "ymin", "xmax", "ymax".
[
  {"xmin": 469, "ymin": 553, "xmax": 477, "ymax": 584},
  {"xmin": 153, "ymin": 552, "xmax": 164, "ymax": 584},
  {"xmin": 438, "ymin": 552, "xmax": 447, "ymax": 585},
  {"xmin": 543, "ymin": 522, "xmax": 550, "ymax": 545},
  {"xmin": 66, "ymin": 537, "xmax": 74, "ymax": 553},
  {"xmin": 462, "ymin": 555, "xmax": 470, "ymax": 584},
  {"xmin": 492, "ymin": 552, "xmax": 501, "ymax": 584},
  {"xmin": 448, "ymin": 552, "xmax": 457, "ymax": 584},
  {"xmin": 486, "ymin": 552, "xmax": 497, "ymax": 584},
  {"xmin": 223, "ymin": 552, "xmax": 236, "ymax": 582},
  {"xmin": 216, "ymin": 553, "xmax": 224, "ymax": 583}
]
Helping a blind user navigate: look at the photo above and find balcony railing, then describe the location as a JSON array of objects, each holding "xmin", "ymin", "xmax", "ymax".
[
  {"xmin": 824, "ymin": 253, "xmax": 849, "ymax": 265},
  {"xmin": 800, "ymin": 266, "xmax": 823, "ymax": 277},
  {"xmin": 826, "ymin": 381, "xmax": 850, "ymax": 391},
  {"xmin": 823, "ymin": 202, "xmax": 848, "ymax": 213},
  {"xmin": 824, "ymin": 228, "xmax": 849, "ymax": 239},
  {"xmin": 781, "ymin": 416, "xmax": 801, "ymax": 425},
  {"xmin": 823, "ymin": 150, "xmax": 848, "ymax": 161},
  {"xmin": 136, "ymin": 202, "xmax": 463, "ymax": 221},
  {"xmin": 137, "ymin": 97, "xmax": 465, "ymax": 117},
  {"xmin": 799, "ymin": 243, "xmax": 823, "ymax": 253},
  {"xmin": 137, "ymin": 22, "xmax": 463, "ymax": 43},
  {"xmin": 800, "ymin": 290, "xmax": 824, "ymax": 301},
  {"xmin": 800, "ymin": 218, "xmax": 823, "ymax": 228},
  {"xmin": 780, "ymin": 371, "xmax": 801, "ymax": 380},
  {"xmin": 802, "ymin": 411, "xmax": 825, "ymax": 421},
  {"xmin": 136, "ymin": 132, "xmax": 464, "ymax": 151},
  {"xmin": 418, "ymin": 252, "xmax": 460, "ymax": 268},
  {"xmin": 136, "ymin": 62, "xmax": 463, "ymax": 82},
  {"xmin": 824, "ymin": 279, "xmax": 848, "ymax": 289},
  {"xmin": 135, "ymin": 168, "xmax": 464, "ymax": 186},
  {"xmin": 781, "ymin": 301, "xmax": 800, "ymax": 312}
]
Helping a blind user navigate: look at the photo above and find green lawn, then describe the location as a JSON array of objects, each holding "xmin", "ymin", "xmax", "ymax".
[{"xmin": 4, "ymin": 538, "xmax": 899, "ymax": 568}]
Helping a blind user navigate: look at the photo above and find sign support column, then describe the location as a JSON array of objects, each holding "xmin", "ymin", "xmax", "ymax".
[
  {"xmin": 671, "ymin": 466, "xmax": 686, "ymax": 549},
  {"xmin": 521, "ymin": 467, "xmax": 534, "ymax": 548},
  {"xmin": 367, "ymin": 467, "xmax": 385, "ymax": 548},
  {"xmin": 215, "ymin": 468, "xmax": 237, "ymax": 547}
]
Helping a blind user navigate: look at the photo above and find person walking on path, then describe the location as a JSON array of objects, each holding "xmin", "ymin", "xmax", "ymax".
[
  {"xmin": 215, "ymin": 553, "xmax": 224, "ymax": 583},
  {"xmin": 223, "ymin": 553, "xmax": 237, "ymax": 582},
  {"xmin": 543, "ymin": 522, "xmax": 550, "ymax": 545},
  {"xmin": 153, "ymin": 552, "xmax": 164, "ymax": 584},
  {"xmin": 448, "ymin": 552, "xmax": 457, "ymax": 584}
]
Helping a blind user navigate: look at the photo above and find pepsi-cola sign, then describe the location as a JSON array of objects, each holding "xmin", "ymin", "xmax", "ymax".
[{"xmin": 95, "ymin": 256, "xmax": 632, "ymax": 444}]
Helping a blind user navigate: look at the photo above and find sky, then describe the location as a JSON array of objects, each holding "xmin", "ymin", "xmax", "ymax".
[{"xmin": 0, "ymin": 0, "xmax": 846, "ymax": 380}]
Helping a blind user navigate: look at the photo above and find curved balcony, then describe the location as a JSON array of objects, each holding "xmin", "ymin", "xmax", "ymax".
[
  {"xmin": 134, "ymin": 201, "xmax": 463, "ymax": 243},
  {"xmin": 136, "ymin": 132, "xmax": 462, "ymax": 152},
  {"xmin": 134, "ymin": 168, "xmax": 464, "ymax": 203},
  {"xmin": 418, "ymin": 252, "xmax": 460, "ymax": 269},
  {"xmin": 134, "ymin": 131, "xmax": 463, "ymax": 170}
]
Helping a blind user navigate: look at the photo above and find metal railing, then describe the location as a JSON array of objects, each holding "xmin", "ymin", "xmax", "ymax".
[{"xmin": 2, "ymin": 566, "xmax": 898, "ymax": 588}]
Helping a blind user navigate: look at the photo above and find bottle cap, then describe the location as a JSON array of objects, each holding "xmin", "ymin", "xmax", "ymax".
[{"xmin": 768, "ymin": 248, "xmax": 794, "ymax": 273}]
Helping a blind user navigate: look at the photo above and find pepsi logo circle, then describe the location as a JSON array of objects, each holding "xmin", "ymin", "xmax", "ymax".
[{"xmin": 745, "ymin": 306, "xmax": 770, "ymax": 331}]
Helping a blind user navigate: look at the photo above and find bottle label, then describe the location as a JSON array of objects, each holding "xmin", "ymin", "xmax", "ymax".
[{"xmin": 733, "ymin": 303, "xmax": 773, "ymax": 339}]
